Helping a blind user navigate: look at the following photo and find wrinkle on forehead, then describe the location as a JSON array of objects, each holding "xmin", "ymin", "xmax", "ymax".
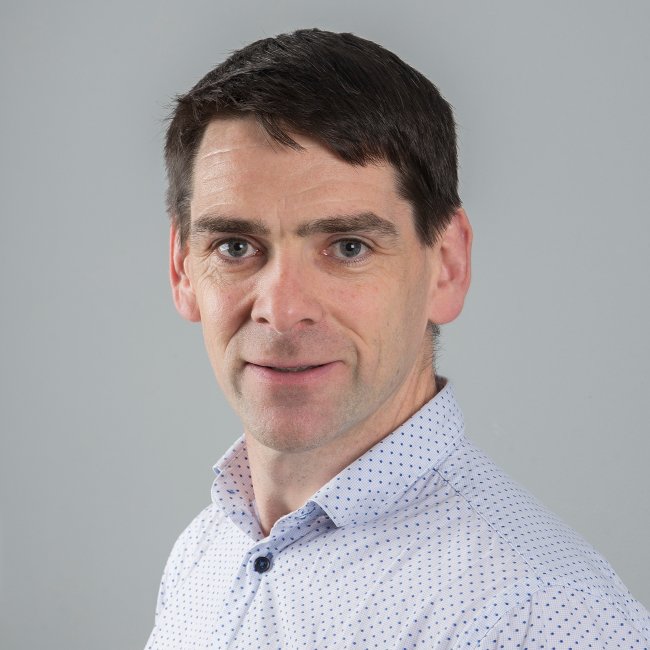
[
  {"xmin": 191, "ymin": 117, "xmax": 406, "ymax": 232},
  {"xmin": 198, "ymin": 141, "xmax": 272, "ymax": 162},
  {"xmin": 198, "ymin": 138, "xmax": 325, "ymax": 162},
  {"xmin": 197, "ymin": 116, "xmax": 323, "ymax": 161},
  {"xmin": 196, "ymin": 155, "xmax": 391, "ymax": 204}
]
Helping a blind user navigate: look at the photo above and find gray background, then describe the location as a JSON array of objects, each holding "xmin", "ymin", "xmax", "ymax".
[{"xmin": 1, "ymin": 1, "xmax": 648, "ymax": 648}]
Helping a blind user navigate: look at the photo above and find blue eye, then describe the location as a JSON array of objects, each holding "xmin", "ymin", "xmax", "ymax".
[
  {"xmin": 331, "ymin": 239, "xmax": 368, "ymax": 259},
  {"xmin": 218, "ymin": 239, "xmax": 256, "ymax": 258}
]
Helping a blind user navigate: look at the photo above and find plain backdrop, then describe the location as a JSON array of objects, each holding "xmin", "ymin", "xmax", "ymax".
[{"xmin": 1, "ymin": 1, "xmax": 649, "ymax": 648}]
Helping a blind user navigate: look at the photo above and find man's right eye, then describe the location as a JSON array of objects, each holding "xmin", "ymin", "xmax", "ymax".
[{"xmin": 217, "ymin": 239, "xmax": 258, "ymax": 259}]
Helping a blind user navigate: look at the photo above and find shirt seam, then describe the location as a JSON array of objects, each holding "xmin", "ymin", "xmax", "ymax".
[
  {"xmin": 436, "ymin": 454, "xmax": 646, "ymax": 642},
  {"xmin": 470, "ymin": 584, "xmax": 649, "ymax": 650}
]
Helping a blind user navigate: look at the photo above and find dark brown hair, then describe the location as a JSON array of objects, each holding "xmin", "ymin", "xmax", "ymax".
[{"xmin": 165, "ymin": 28, "xmax": 461, "ymax": 249}]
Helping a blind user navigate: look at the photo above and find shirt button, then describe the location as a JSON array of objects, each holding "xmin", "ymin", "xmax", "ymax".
[{"xmin": 253, "ymin": 555, "xmax": 272, "ymax": 573}]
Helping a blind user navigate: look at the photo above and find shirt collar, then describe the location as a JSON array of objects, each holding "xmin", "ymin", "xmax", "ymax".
[
  {"xmin": 309, "ymin": 379, "xmax": 465, "ymax": 527},
  {"xmin": 212, "ymin": 379, "xmax": 465, "ymax": 538}
]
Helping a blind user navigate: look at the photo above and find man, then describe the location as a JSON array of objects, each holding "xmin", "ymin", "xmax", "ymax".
[{"xmin": 146, "ymin": 29, "xmax": 650, "ymax": 649}]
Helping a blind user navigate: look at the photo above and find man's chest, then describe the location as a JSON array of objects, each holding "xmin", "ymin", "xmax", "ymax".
[{"xmin": 149, "ymin": 497, "xmax": 535, "ymax": 650}]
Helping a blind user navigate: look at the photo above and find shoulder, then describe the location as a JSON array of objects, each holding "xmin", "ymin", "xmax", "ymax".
[
  {"xmin": 476, "ymin": 586, "xmax": 650, "ymax": 650},
  {"xmin": 430, "ymin": 436, "xmax": 650, "ymax": 646},
  {"xmin": 168, "ymin": 502, "xmax": 222, "ymax": 559},
  {"xmin": 154, "ymin": 502, "xmax": 224, "ymax": 616}
]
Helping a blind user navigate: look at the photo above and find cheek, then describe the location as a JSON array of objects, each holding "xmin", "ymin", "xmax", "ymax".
[
  {"xmin": 329, "ymin": 274, "xmax": 402, "ymax": 352},
  {"xmin": 345, "ymin": 267, "xmax": 428, "ymax": 358},
  {"xmin": 195, "ymin": 274, "xmax": 254, "ymax": 351}
]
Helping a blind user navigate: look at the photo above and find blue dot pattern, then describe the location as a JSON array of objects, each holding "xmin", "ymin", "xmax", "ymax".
[{"xmin": 145, "ymin": 381, "xmax": 650, "ymax": 649}]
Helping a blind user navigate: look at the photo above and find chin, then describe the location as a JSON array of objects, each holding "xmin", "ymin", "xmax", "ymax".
[{"xmin": 246, "ymin": 407, "xmax": 347, "ymax": 454}]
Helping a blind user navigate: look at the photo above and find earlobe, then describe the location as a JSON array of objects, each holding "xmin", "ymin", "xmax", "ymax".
[
  {"xmin": 427, "ymin": 208, "xmax": 472, "ymax": 325},
  {"xmin": 169, "ymin": 222, "xmax": 201, "ymax": 323}
]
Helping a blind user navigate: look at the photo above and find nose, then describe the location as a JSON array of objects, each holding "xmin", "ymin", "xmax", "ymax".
[{"xmin": 251, "ymin": 255, "xmax": 324, "ymax": 334}]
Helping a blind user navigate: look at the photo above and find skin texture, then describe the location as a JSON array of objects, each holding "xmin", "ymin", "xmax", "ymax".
[{"xmin": 171, "ymin": 117, "xmax": 472, "ymax": 535}]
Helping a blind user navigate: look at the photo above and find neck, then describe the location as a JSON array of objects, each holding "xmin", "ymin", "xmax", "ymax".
[{"xmin": 245, "ymin": 366, "xmax": 440, "ymax": 537}]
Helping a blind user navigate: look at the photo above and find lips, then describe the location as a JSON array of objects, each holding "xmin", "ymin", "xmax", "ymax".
[
  {"xmin": 244, "ymin": 361, "xmax": 339, "ymax": 383},
  {"xmin": 266, "ymin": 365, "xmax": 320, "ymax": 372},
  {"xmin": 246, "ymin": 361, "xmax": 326, "ymax": 371}
]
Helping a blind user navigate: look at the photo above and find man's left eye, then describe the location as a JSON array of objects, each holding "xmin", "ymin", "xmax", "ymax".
[{"xmin": 329, "ymin": 240, "xmax": 369, "ymax": 259}]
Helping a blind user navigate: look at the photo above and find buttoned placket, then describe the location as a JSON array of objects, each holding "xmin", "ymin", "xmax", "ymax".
[
  {"xmin": 206, "ymin": 382, "xmax": 466, "ymax": 646},
  {"xmin": 210, "ymin": 500, "xmax": 332, "ymax": 647}
]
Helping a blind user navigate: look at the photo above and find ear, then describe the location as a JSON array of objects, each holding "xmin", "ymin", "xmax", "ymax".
[
  {"xmin": 427, "ymin": 208, "xmax": 472, "ymax": 325},
  {"xmin": 170, "ymin": 220, "xmax": 201, "ymax": 322}
]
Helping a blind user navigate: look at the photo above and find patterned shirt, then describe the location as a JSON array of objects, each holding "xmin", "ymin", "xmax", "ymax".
[{"xmin": 145, "ymin": 380, "xmax": 650, "ymax": 649}]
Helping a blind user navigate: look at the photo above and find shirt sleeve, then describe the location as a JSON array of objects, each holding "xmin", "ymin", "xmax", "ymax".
[{"xmin": 476, "ymin": 586, "xmax": 649, "ymax": 650}]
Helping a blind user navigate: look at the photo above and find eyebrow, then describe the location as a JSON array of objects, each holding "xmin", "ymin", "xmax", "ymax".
[
  {"xmin": 191, "ymin": 215, "xmax": 272, "ymax": 239},
  {"xmin": 190, "ymin": 212, "xmax": 399, "ymax": 241},
  {"xmin": 294, "ymin": 213, "xmax": 399, "ymax": 239}
]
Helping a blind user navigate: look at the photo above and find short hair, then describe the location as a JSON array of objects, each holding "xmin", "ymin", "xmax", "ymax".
[{"xmin": 164, "ymin": 28, "xmax": 461, "ymax": 250}]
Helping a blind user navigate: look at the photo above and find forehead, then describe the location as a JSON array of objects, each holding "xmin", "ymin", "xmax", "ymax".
[{"xmin": 191, "ymin": 117, "xmax": 407, "ymax": 224}]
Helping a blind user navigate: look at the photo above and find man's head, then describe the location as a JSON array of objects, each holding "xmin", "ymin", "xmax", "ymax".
[
  {"xmin": 165, "ymin": 28, "xmax": 461, "ymax": 250},
  {"xmin": 167, "ymin": 29, "xmax": 471, "ymax": 455}
]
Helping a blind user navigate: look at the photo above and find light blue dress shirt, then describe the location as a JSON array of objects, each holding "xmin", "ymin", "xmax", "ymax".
[{"xmin": 145, "ymin": 381, "xmax": 650, "ymax": 649}]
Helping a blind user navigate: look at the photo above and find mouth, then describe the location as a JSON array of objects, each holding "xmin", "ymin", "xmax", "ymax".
[
  {"xmin": 244, "ymin": 361, "xmax": 339, "ymax": 384},
  {"xmin": 265, "ymin": 365, "xmax": 321, "ymax": 373}
]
